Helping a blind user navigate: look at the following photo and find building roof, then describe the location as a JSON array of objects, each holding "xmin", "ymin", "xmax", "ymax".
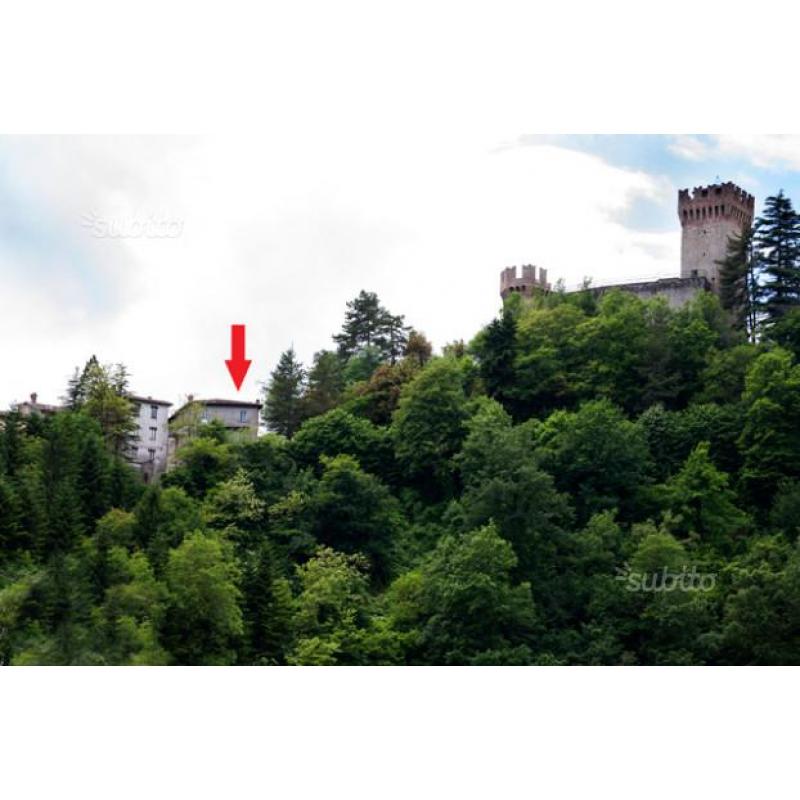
[
  {"xmin": 129, "ymin": 394, "xmax": 173, "ymax": 406},
  {"xmin": 17, "ymin": 400, "xmax": 62, "ymax": 413},
  {"xmin": 201, "ymin": 398, "xmax": 262, "ymax": 408},
  {"xmin": 169, "ymin": 397, "xmax": 262, "ymax": 421}
]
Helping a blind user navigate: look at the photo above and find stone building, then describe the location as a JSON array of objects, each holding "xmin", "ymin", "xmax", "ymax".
[
  {"xmin": 12, "ymin": 392, "xmax": 61, "ymax": 417},
  {"xmin": 678, "ymin": 182, "xmax": 755, "ymax": 290},
  {"xmin": 168, "ymin": 396, "xmax": 262, "ymax": 459},
  {"xmin": 129, "ymin": 395, "xmax": 172, "ymax": 482},
  {"xmin": 499, "ymin": 181, "xmax": 755, "ymax": 308},
  {"xmin": 500, "ymin": 265, "xmax": 550, "ymax": 300}
]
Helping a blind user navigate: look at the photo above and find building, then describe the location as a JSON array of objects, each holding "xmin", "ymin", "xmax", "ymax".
[
  {"xmin": 500, "ymin": 265, "xmax": 551, "ymax": 300},
  {"xmin": 128, "ymin": 395, "xmax": 172, "ymax": 481},
  {"xmin": 1, "ymin": 390, "xmax": 174, "ymax": 482},
  {"xmin": 499, "ymin": 181, "xmax": 754, "ymax": 308},
  {"xmin": 168, "ymin": 395, "xmax": 262, "ymax": 457},
  {"xmin": 678, "ymin": 182, "xmax": 755, "ymax": 290},
  {"xmin": 12, "ymin": 392, "xmax": 61, "ymax": 417}
]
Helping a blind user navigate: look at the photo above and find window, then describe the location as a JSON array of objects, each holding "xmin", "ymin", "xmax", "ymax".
[
  {"xmin": 149, "ymin": 426, "xmax": 157, "ymax": 441},
  {"xmin": 150, "ymin": 404, "xmax": 158, "ymax": 419},
  {"xmin": 239, "ymin": 410, "xmax": 248, "ymax": 423},
  {"xmin": 148, "ymin": 448, "xmax": 156, "ymax": 461}
]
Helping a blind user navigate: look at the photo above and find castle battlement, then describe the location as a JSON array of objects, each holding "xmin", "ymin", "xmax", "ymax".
[
  {"xmin": 678, "ymin": 181, "xmax": 754, "ymax": 228},
  {"xmin": 500, "ymin": 264, "xmax": 550, "ymax": 299}
]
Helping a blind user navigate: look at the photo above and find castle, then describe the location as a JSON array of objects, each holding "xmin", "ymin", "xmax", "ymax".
[{"xmin": 500, "ymin": 181, "xmax": 755, "ymax": 308}]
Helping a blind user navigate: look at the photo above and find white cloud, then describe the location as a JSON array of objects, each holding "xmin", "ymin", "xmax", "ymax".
[
  {"xmin": 0, "ymin": 136, "xmax": 680, "ymax": 410},
  {"xmin": 670, "ymin": 134, "xmax": 800, "ymax": 172},
  {"xmin": 667, "ymin": 135, "xmax": 711, "ymax": 162}
]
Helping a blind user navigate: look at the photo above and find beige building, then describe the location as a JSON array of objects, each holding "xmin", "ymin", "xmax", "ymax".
[
  {"xmin": 168, "ymin": 396, "xmax": 262, "ymax": 457},
  {"xmin": 12, "ymin": 392, "xmax": 61, "ymax": 417}
]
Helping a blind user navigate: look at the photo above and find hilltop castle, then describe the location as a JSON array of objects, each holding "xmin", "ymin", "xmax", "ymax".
[{"xmin": 500, "ymin": 181, "xmax": 755, "ymax": 308}]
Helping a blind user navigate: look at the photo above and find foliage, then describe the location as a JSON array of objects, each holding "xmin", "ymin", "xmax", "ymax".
[
  {"xmin": 6, "ymin": 280, "xmax": 800, "ymax": 665},
  {"xmin": 263, "ymin": 347, "xmax": 305, "ymax": 437}
]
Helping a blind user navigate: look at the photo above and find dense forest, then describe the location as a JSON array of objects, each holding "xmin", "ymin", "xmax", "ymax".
[{"xmin": 3, "ymin": 192, "xmax": 800, "ymax": 665}]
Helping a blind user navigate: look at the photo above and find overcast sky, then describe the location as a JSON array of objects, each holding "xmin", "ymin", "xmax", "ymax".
[{"xmin": 3, "ymin": 133, "xmax": 800, "ymax": 410}]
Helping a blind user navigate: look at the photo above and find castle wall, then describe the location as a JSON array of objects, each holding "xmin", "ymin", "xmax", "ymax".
[
  {"xmin": 680, "ymin": 216, "xmax": 743, "ymax": 290},
  {"xmin": 588, "ymin": 276, "xmax": 709, "ymax": 309}
]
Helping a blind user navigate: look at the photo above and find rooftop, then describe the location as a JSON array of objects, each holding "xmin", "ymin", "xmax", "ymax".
[{"xmin": 129, "ymin": 394, "xmax": 173, "ymax": 406}]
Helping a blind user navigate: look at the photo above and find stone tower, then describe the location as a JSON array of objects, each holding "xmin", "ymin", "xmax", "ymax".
[
  {"xmin": 500, "ymin": 264, "xmax": 551, "ymax": 300},
  {"xmin": 678, "ymin": 182, "xmax": 754, "ymax": 291}
]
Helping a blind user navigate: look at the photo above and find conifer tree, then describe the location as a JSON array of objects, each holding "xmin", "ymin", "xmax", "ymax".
[
  {"xmin": 378, "ymin": 312, "xmax": 411, "ymax": 365},
  {"xmin": 333, "ymin": 291, "xmax": 386, "ymax": 359},
  {"xmin": 302, "ymin": 350, "xmax": 344, "ymax": 419},
  {"xmin": 717, "ymin": 226, "xmax": 762, "ymax": 342},
  {"xmin": 405, "ymin": 330, "xmax": 433, "ymax": 367},
  {"xmin": 333, "ymin": 290, "xmax": 410, "ymax": 363},
  {"xmin": 754, "ymin": 191, "xmax": 800, "ymax": 323},
  {"xmin": 263, "ymin": 347, "xmax": 306, "ymax": 437},
  {"xmin": 472, "ymin": 306, "xmax": 518, "ymax": 411}
]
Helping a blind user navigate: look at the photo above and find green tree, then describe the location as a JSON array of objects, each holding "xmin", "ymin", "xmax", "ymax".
[
  {"xmin": 333, "ymin": 290, "xmax": 386, "ymax": 359},
  {"xmin": 719, "ymin": 536, "xmax": 800, "ymax": 664},
  {"xmin": 263, "ymin": 347, "xmax": 306, "ymax": 437},
  {"xmin": 290, "ymin": 408, "xmax": 391, "ymax": 477},
  {"xmin": 164, "ymin": 531, "xmax": 244, "ymax": 665},
  {"xmin": 717, "ymin": 226, "xmax": 762, "ymax": 341},
  {"xmin": 345, "ymin": 359, "xmax": 419, "ymax": 426},
  {"xmin": 392, "ymin": 525, "xmax": 539, "ymax": 664},
  {"xmin": 333, "ymin": 290, "xmax": 410, "ymax": 364},
  {"xmin": 391, "ymin": 358, "xmax": 471, "ymax": 491},
  {"xmin": 95, "ymin": 547, "xmax": 170, "ymax": 665},
  {"xmin": 79, "ymin": 359, "xmax": 138, "ymax": 456},
  {"xmin": 755, "ymin": 191, "xmax": 800, "ymax": 323},
  {"xmin": 739, "ymin": 348, "xmax": 800, "ymax": 499},
  {"xmin": 309, "ymin": 454, "xmax": 403, "ymax": 581},
  {"xmin": 287, "ymin": 547, "xmax": 406, "ymax": 665},
  {"xmin": 163, "ymin": 436, "xmax": 235, "ymax": 498},
  {"xmin": 658, "ymin": 442, "xmax": 749, "ymax": 549},
  {"xmin": 472, "ymin": 306, "xmax": 518, "ymax": 414},
  {"xmin": 302, "ymin": 349, "xmax": 344, "ymax": 419},
  {"xmin": 535, "ymin": 399, "xmax": 652, "ymax": 524},
  {"xmin": 404, "ymin": 330, "xmax": 433, "ymax": 367}
]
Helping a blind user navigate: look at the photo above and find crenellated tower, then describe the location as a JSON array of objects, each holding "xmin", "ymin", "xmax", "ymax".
[
  {"xmin": 500, "ymin": 264, "xmax": 551, "ymax": 300},
  {"xmin": 678, "ymin": 181, "xmax": 754, "ymax": 291}
]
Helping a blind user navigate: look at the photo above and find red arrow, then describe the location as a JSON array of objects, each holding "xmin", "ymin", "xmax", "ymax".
[{"xmin": 225, "ymin": 324, "xmax": 252, "ymax": 391}]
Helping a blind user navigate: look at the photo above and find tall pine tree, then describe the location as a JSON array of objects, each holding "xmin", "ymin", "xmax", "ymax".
[
  {"xmin": 754, "ymin": 191, "xmax": 800, "ymax": 323},
  {"xmin": 717, "ymin": 226, "xmax": 762, "ymax": 342},
  {"xmin": 302, "ymin": 350, "xmax": 344, "ymax": 419},
  {"xmin": 333, "ymin": 290, "xmax": 410, "ymax": 364},
  {"xmin": 263, "ymin": 347, "xmax": 306, "ymax": 437}
]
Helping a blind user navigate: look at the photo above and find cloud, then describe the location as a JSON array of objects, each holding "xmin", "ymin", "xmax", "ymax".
[
  {"xmin": 669, "ymin": 134, "xmax": 800, "ymax": 172},
  {"xmin": 667, "ymin": 135, "xmax": 711, "ymax": 162},
  {"xmin": 0, "ymin": 136, "xmax": 682, "ymax": 410}
]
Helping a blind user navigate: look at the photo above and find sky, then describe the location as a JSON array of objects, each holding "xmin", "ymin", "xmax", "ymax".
[{"xmin": 3, "ymin": 133, "xmax": 800, "ymax": 411}]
